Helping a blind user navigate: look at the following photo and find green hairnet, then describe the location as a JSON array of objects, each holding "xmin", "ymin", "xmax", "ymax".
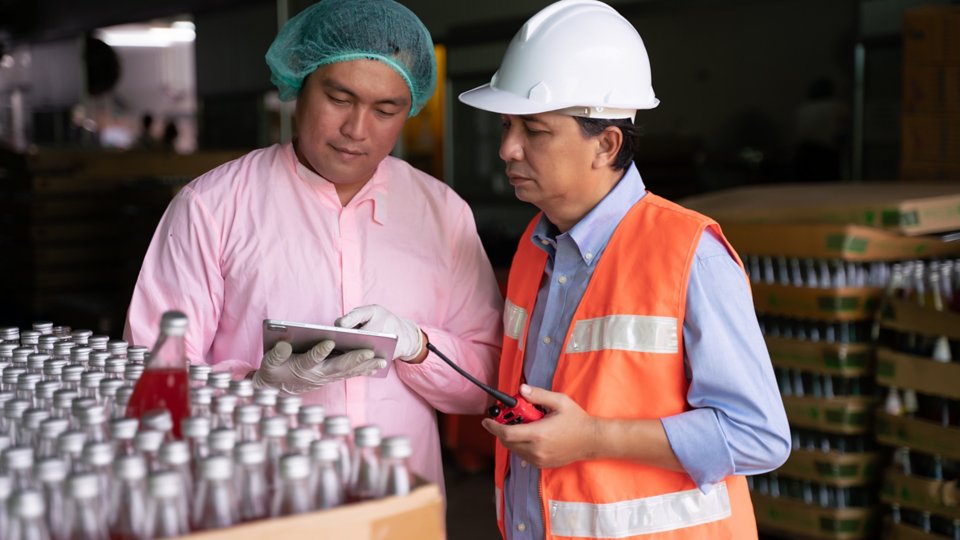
[{"xmin": 266, "ymin": 0, "xmax": 437, "ymax": 117}]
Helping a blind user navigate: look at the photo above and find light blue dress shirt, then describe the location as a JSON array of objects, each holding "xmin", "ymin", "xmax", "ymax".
[{"xmin": 503, "ymin": 164, "xmax": 790, "ymax": 540}]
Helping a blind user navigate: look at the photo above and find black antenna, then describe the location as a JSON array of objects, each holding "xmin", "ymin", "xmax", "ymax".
[{"xmin": 426, "ymin": 343, "xmax": 517, "ymax": 407}]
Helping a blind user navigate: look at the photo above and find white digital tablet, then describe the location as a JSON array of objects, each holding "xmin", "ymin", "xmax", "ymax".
[{"xmin": 262, "ymin": 319, "xmax": 398, "ymax": 378}]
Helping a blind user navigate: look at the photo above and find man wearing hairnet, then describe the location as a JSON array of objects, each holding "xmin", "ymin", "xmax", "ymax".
[{"xmin": 125, "ymin": 0, "xmax": 503, "ymax": 490}]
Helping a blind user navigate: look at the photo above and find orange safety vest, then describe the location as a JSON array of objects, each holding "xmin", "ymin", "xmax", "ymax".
[{"xmin": 495, "ymin": 194, "xmax": 757, "ymax": 539}]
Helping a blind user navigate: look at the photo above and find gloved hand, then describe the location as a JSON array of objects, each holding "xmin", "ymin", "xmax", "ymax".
[
  {"xmin": 252, "ymin": 340, "xmax": 387, "ymax": 395},
  {"xmin": 335, "ymin": 305, "xmax": 424, "ymax": 361}
]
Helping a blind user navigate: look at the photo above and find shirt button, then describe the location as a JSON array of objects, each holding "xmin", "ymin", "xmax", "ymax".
[
  {"xmin": 520, "ymin": 460, "xmax": 528, "ymax": 468},
  {"xmin": 585, "ymin": 252, "xmax": 593, "ymax": 260},
  {"xmin": 558, "ymin": 275, "xmax": 567, "ymax": 284},
  {"xmin": 517, "ymin": 523, "xmax": 527, "ymax": 532},
  {"xmin": 540, "ymin": 239, "xmax": 549, "ymax": 245},
  {"xmin": 543, "ymin": 336, "xmax": 552, "ymax": 344}
]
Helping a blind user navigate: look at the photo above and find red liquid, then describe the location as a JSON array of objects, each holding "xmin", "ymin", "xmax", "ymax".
[{"xmin": 126, "ymin": 368, "xmax": 189, "ymax": 439}]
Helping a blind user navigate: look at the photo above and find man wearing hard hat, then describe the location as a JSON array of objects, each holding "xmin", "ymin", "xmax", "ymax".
[
  {"xmin": 126, "ymin": 0, "xmax": 503, "ymax": 491},
  {"xmin": 459, "ymin": 1, "xmax": 790, "ymax": 538}
]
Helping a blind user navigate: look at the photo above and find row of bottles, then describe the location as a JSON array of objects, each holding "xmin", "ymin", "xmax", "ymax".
[
  {"xmin": 0, "ymin": 313, "xmax": 417, "ymax": 539},
  {"xmin": 758, "ymin": 315, "xmax": 874, "ymax": 345},
  {"xmin": 890, "ymin": 504, "xmax": 960, "ymax": 538},
  {"xmin": 774, "ymin": 369, "xmax": 874, "ymax": 399},
  {"xmin": 883, "ymin": 384, "xmax": 959, "ymax": 427},
  {"xmin": 789, "ymin": 427, "xmax": 877, "ymax": 454},
  {"xmin": 744, "ymin": 256, "xmax": 896, "ymax": 289},
  {"xmin": 747, "ymin": 472, "xmax": 876, "ymax": 508}
]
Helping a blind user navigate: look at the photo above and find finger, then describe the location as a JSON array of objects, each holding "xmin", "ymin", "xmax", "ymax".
[
  {"xmin": 519, "ymin": 384, "xmax": 565, "ymax": 411},
  {"xmin": 263, "ymin": 341, "xmax": 293, "ymax": 367},
  {"xmin": 334, "ymin": 306, "xmax": 377, "ymax": 329},
  {"xmin": 354, "ymin": 358, "xmax": 388, "ymax": 376},
  {"xmin": 299, "ymin": 340, "xmax": 336, "ymax": 368}
]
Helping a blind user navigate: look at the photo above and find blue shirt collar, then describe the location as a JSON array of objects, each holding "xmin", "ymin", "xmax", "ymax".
[{"xmin": 531, "ymin": 162, "xmax": 647, "ymax": 265}]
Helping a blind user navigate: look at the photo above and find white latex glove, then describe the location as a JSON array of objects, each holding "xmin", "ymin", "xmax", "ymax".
[
  {"xmin": 335, "ymin": 305, "xmax": 424, "ymax": 361},
  {"xmin": 252, "ymin": 340, "xmax": 387, "ymax": 395}
]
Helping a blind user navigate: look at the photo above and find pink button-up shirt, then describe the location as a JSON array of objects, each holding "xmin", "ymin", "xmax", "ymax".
[{"xmin": 124, "ymin": 142, "xmax": 503, "ymax": 488}]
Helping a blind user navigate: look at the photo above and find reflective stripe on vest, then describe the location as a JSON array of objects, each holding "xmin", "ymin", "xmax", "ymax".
[
  {"xmin": 495, "ymin": 487, "xmax": 503, "ymax": 522},
  {"xmin": 549, "ymin": 483, "xmax": 732, "ymax": 538},
  {"xmin": 503, "ymin": 299, "xmax": 528, "ymax": 350},
  {"xmin": 566, "ymin": 315, "xmax": 679, "ymax": 355}
]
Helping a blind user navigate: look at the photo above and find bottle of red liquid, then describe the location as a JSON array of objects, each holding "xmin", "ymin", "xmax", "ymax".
[{"xmin": 126, "ymin": 311, "xmax": 190, "ymax": 439}]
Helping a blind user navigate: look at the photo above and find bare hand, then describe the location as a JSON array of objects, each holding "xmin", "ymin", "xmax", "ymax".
[{"xmin": 481, "ymin": 384, "xmax": 600, "ymax": 468}]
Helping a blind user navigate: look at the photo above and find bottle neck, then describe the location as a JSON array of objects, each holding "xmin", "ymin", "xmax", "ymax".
[{"xmin": 149, "ymin": 334, "xmax": 187, "ymax": 371}]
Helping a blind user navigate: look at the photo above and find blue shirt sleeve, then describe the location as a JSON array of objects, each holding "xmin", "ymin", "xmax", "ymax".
[{"xmin": 660, "ymin": 229, "xmax": 791, "ymax": 491}]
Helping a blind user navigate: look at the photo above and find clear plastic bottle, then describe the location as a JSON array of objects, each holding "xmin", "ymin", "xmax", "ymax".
[
  {"xmin": 252, "ymin": 388, "xmax": 278, "ymax": 418},
  {"xmin": 323, "ymin": 415, "xmax": 353, "ymax": 487},
  {"xmin": 310, "ymin": 439, "xmax": 344, "ymax": 510},
  {"xmin": 78, "ymin": 405, "xmax": 108, "ymax": 444},
  {"xmin": 108, "ymin": 418, "xmax": 140, "ymax": 457},
  {"xmin": 80, "ymin": 441, "xmax": 114, "ymax": 513},
  {"xmin": 350, "ymin": 426, "xmax": 381, "ymax": 502},
  {"xmin": 5, "ymin": 446, "xmax": 35, "ymax": 491},
  {"xmin": 125, "ymin": 311, "xmax": 190, "ymax": 439},
  {"xmin": 158, "ymin": 440, "xmax": 193, "ymax": 523},
  {"xmin": 287, "ymin": 427, "xmax": 315, "ymax": 456},
  {"xmin": 133, "ymin": 430, "xmax": 164, "ymax": 472},
  {"xmin": 4, "ymin": 398, "xmax": 30, "ymax": 445},
  {"xmin": 208, "ymin": 428, "xmax": 237, "ymax": 458},
  {"xmin": 205, "ymin": 372, "xmax": 231, "ymax": 397},
  {"xmin": 192, "ymin": 455, "xmax": 239, "ymax": 530},
  {"xmin": 35, "ymin": 458, "xmax": 67, "ymax": 540},
  {"xmin": 97, "ymin": 380, "xmax": 125, "ymax": 418},
  {"xmin": 211, "ymin": 394, "xmax": 238, "ymax": 430},
  {"xmin": 187, "ymin": 365, "xmax": 211, "ymax": 389},
  {"xmin": 181, "ymin": 416, "xmax": 211, "ymax": 477},
  {"xmin": 55, "ymin": 431, "xmax": 86, "ymax": 474},
  {"xmin": 228, "ymin": 379, "xmax": 254, "ymax": 405},
  {"xmin": 144, "ymin": 471, "xmax": 189, "ymax": 538},
  {"xmin": 260, "ymin": 416, "xmax": 288, "ymax": 490},
  {"xmin": 63, "ymin": 473, "xmax": 108, "ymax": 540},
  {"xmin": 6, "ymin": 488, "xmax": 51, "ymax": 540},
  {"xmin": 110, "ymin": 455, "xmax": 148, "ymax": 540},
  {"xmin": 189, "ymin": 387, "xmax": 214, "ymax": 418},
  {"xmin": 276, "ymin": 396, "xmax": 302, "ymax": 429},
  {"xmin": 379, "ymin": 436, "xmax": 413, "ymax": 498},
  {"xmin": 36, "ymin": 419, "xmax": 69, "ymax": 460},
  {"xmin": 271, "ymin": 453, "xmax": 312, "ymax": 517},
  {"xmin": 234, "ymin": 441, "xmax": 269, "ymax": 522},
  {"xmin": 51, "ymin": 390, "xmax": 78, "ymax": 423}
]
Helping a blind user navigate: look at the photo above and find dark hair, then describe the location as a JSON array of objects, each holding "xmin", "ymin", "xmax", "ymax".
[{"xmin": 573, "ymin": 117, "xmax": 638, "ymax": 171}]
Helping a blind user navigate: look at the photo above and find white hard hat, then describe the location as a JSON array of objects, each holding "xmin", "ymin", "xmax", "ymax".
[{"xmin": 458, "ymin": 0, "xmax": 659, "ymax": 120}]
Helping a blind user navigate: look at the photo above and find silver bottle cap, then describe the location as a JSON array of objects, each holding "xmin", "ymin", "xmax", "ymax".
[
  {"xmin": 127, "ymin": 346, "xmax": 149, "ymax": 362},
  {"xmin": 36, "ymin": 457, "xmax": 68, "ymax": 482},
  {"xmin": 124, "ymin": 364, "xmax": 144, "ymax": 382},
  {"xmin": 53, "ymin": 389, "xmax": 79, "ymax": 409},
  {"xmin": 105, "ymin": 358, "xmax": 126, "ymax": 375},
  {"xmin": 277, "ymin": 395, "xmax": 302, "ymax": 416},
  {"xmin": 149, "ymin": 470, "xmax": 181, "ymax": 497},
  {"xmin": 88, "ymin": 351, "xmax": 111, "ymax": 369},
  {"xmin": 141, "ymin": 409, "xmax": 174, "ymax": 433},
  {"xmin": 19, "ymin": 331, "xmax": 40, "ymax": 346},
  {"xmin": 381, "ymin": 436, "xmax": 412, "ymax": 459},
  {"xmin": 107, "ymin": 340, "xmax": 128, "ymax": 355},
  {"xmin": 114, "ymin": 454, "xmax": 148, "ymax": 480},
  {"xmin": 78, "ymin": 405, "xmax": 107, "ymax": 426},
  {"xmin": 9, "ymin": 489, "xmax": 45, "ymax": 518},
  {"xmin": 253, "ymin": 387, "xmax": 279, "ymax": 407},
  {"xmin": 298, "ymin": 404, "xmax": 325, "ymax": 426},
  {"xmin": 67, "ymin": 473, "xmax": 100, "ymax": 498},
  {"xmin": 134, "ymin": 430, "xmax": 165, "ymax": 453},
  {"xmin": 190, "ymin": 386, "xmax": 214, "ymax": 405},
  {"xmin": 229, "ymin": 379, "xmax": 253, "ymax": 399},
  {"xmin": 70, "ymin": 347, "xmax": 92, "ymax": 362},
  {"xmin": 82, "ymin": 441, "xmax": 114, "ymax": 467},
  {"xmin": 279, "ymin": 453, "xmax": 310, "ymax": 479},
  {"xmin": 27, "ymin": 353, "xmax": 49, "ymax": 371},
  {"xmin": 181, "ymin": 415, "xmax": 211, "ymax": 438},
  {"xmin": 0, "ymin": 327, "xmax": 18, "ymax": 341},
  {"xmin": 39, "ymin": 417, "xmax": 70, "ymax": 439},
  {"xmin": 160, "ymin": 311, "xmax": 189, "ymax": 336},
  {"xmin": 310, "ymin": 439, "xmax": 340, "ymax": 462},
  {"xmin": 200, "ymin": 455, "xmax": 233, "ymax": 480},
  {"xmin": 236, "ymin": 404, "xmax": 263, "ymax": 425},
  {"xmin": 36, "ymin": 380, "xmax": 61, "ymax": 399},
  {"xmin": 32, "ymin": 321, "xmax": 53, "ymax": 334},
  {"xmin": 61, "ymin": 365, "xmax": 85, "ymax": 383},
  {"xmin": 287, "ymin": 427, "xmax": 315, "ymax": 453},
  {"xmin": 323, "ymin": 415, "xmax": 351, "ymax": 437},
  {"xmin": 212, "ymin": 394, "xmax": 238, "ymax": 414},
  {"xmin": 4, "ymin": 398, "xmax": 29, "ymax": 420},
  {"xmin": 234, "ymin": 441, "xmax": 266, "ymax": 465},
  {"xmin": 88, "ymin": 335, "xmax": 110, "ymax": 351},
  {"xmin": 99, "ymin": 378, "xmax": 125, "ymax": 398},
  {"xmin": 22, "ymin": 408, "xmax": 50, "ymax": 430},
  {"xmin": 80, "ymin": 370, "xmax": 106, "ymax": 390},
  {"xmin": 188, "ymin": 364, "xmax": 211, "ymax": 382},
  {"xmin": 207, "ymin": 372, "xmax": 231, "ymax": 390},
  {"xmin": 208, "ymin": 428, "xmax": 237, "ymax": 453},
  {"xmin": 260, "ymin": 415, "xmax": 289, "ymax": 438},
  {"xmin": 159, "ymin": 440, "xmax": 190, "ymax": 466},
  {"xmin": 57, "ymin": 430, "xmax": 86, "ymax": 454},
  {"xmin": 109, "ymin": 417, "xmax": 140, "ymax": 440},
  {"xmin": 4, "ymin": 446, "xmax": 34, "ymax": 471}
]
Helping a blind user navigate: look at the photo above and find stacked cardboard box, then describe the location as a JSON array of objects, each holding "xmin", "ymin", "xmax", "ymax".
[
  {"xmin": 681, "ymin": 183, "xmax": 960, "ymax": 539},
  {"xmin": 900, "ymin": 5, "xmax": 960, "ymax": 180}
]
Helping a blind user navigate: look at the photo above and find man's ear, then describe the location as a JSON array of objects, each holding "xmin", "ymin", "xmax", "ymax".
[{"xmin": 593, "ymin": 126, "xmax": 623, "ymax": 169}]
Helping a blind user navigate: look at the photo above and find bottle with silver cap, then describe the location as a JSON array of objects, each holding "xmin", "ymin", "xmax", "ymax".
[
  {"xmin": 379, "ymin": 436, "xmax": 413, "ymax": 498},
  {"xmin": 310, "ymin": 439, "xmax": 344, "ymax": 510},
  {"xmin": 144, "ymin": 471, "xmax": 189, "ymax": 538},
  {"xmin": 109, "ymin": 418, "xmax": 139, "ymax": 457},
  {"xmin": 0, "ymin": 474, "xmax": 11, "ymax": 536},
  {"xmin": 188, "ymin": 364, "xmax": 211, "ymax": 389},
  {"xmin": 109, "ymin": 454, "xmax": 148, "ymax": 539},
  {"xmin": 114, "ymin": 387, "xmax": 134, "ymax": 421},
  {"xmin": 205, "ymin": 372, "xmax": 231, "ymax": 397},
  {"xmin": 17, "ymin": 373, "xmax": 42, "ymax": 404},
  {"xmin": 208, "ymin": 427, "xmax": 237, "ymax": 458},
  {"xmin": 126, "ymin": 346, "xmax": 148, "ymax": 364},
  {"xmin": 276, "ymin": 395, "xmax": 302, "ymax": 429},
  {"xmin": 56, "ymin": 430, "xmax": 86, "ymax": 474},
  {"xmin": 36, "ymin": 458, "xmax": 67, "ymax": 539},
  {"xmin": 60, "ymin": 366, "xmax": 84, "ymax": 393},
  {"xmin": 52, "ymin": 389, "xmax": 78, "ymax": 424},
  {"xmin": 298, "ymin": 405, "xmax": 324, "ymax": 440},
  {"xmin": 34, "ymin": 381, "xmax": 60, "ymax": 410},
  {"xmin": 70, "ymin": 330, "xmax": 93, "ymax": 347},
  {"xmin": 189, "ymin": 386, "xmax": 214, "ymax": 418},
  {"xmin": 211, "ymin": 394, "xmax": 238, "ymax": 431},
  {"xmin": 63, "ymin": 473, "xmax": 108, "ymax": 540},
  {"xmin": 126, "ymin": 311, "xmax": 190, "ymax": 439},
  {"xmin": 228, "ymin": 379, "xmax": 254, "ymax": 406},
  {"xmin": 158, "ymin": 440, "xmax": 194, "ymax": 522},
  {"xmin": 106, "ymin": 340, "xmax": 128, "ymax": 360},
  {"xmin": 252, "ymin": 387, "xmax": 278, "ymax": 418},
  {"xmin": 6, "ymin": 488, "xmax": 51, "ymax": 540},
  {"xmin": 103, "ymin": 358, "xmax": 126, "ymax": 381},
  {"xmin": 349, "ymin": 425, "xmax": 381, "ymax": 502},
  {"xmin": 3, "ymin": 398, "xmax": 30, "ymax": 445},
  {"xmin": 236, "ymin": 404, "xmax": 263, "ymax": 443},
  {"xmin": 287, "ymin": 427, "xmax": 315, "ymax": 457},
  {"xmin": 98, "ymin": 379, "xmax": 126, "ymax": 419},
  {"xmin": 19, "ymin": 408, "xmax": 50, "ymax": 448},
  {"xmin": 87, "ymin": 352, "xmax": 110, "ymax": 374},
  {"xmin": 27, "ymin": 354, "xmax": 48, "ymax": 376},
  {"xmin": 78, "ymin": 405, "xmax": 109, "ymax": 444},
  {"xmin": 38, "ymin": 336, "xmax": 58, "ymax": 355},
  {"xmin": 87, "ymin": 336, "xmax": 109, "ymax": 352},
  {"xmin": 5, "ymin": 446, "xmax": 35, "ymax": 490},
  {"xmin": 323, "ymin": 415, "xmax": 353, "ymax": 488},
  {"xmin": 192, "ymin": 455, "xmax": 239, "ymax": 530},
  {"xmin": 271, "ymin": 453, "xmax": 312, "ymax": 517},
  {"xmin": 181, "ymin": 416, "xmax": 211, "ymax": 475},
  {"xmin": 140, "ymin": 409, "xmax": 175, "ymax": 442},
  {"xmin": 134, "ymin": 430, "xmax": 165, "ymax": 472},
  {"xmin": 53, "ymin": 343, "xmax": 75, "ymax": 363},
  {"xmin": 123, "ymin": 364, "xmax": 144, "ymax": 387},
  {"xmin": 260, "ymin": 416, "xmax": 288, "ymax": 491},
  {"xmin": 0, "ymin": 327, "xmax": 19, "ymax": 345},
  {"xmin": 36, "ymin": 418, "xmax": 69, "ymax": 459},
  {"xmin": 234, "ymin": 441, "xmax": 269, "ymax": 522},
  {"xmin": 79, "ymin": 371, "xmax": 106, "ymax": 401},
  {"xmin": 81, "ymin": 441, "xmax": 114, "ymax": 513},
  {"xmin": 3, "ymin": 367, "xmax": 26, "ymax": 394},
  {"xmin": 69, "ymin": 347, "xmax": 91, "ymax": 366}
]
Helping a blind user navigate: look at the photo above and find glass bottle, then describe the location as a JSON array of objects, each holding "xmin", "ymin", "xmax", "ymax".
[
  {"xmin": 79, "ymin": 371, "xmax": 106, "ymax": 401},
  {"xmin": 180, "ymin": 416, "xmax": 211, "ymax": 477},
  {"xmin": 287, "ymin": 427, "xmax": 315, "ymax": 456},
  {"xmin": 187, "ymin": 365, "xmax": 211, "ymax": 389},
  {"xmin": 192, "ymin": 455, "xmax": 239, "ymax": 530},
  {"xmin": 277, "ymin": 396, "xmax": 302, "ymax": 429},
  {"xmin": 63, "ymin": 473, "xmax": 108, "ymax": 540},
  {"xmin": 0, "ymin": 474, "xmax": 12, "ymax": 537},
  {"xmin": 260, "ymin": 416, "xmax": 288, "ymax": 490},
  {"xmin": 208, "ymin": 428, "xmax": 237, "ymax": 458},
  {"xmin": 36, "ymin": 418, "xmax": 69, "ymax": 459},
  {"xmin": 158, "ymin": 440, "xmax": 193, "ymax": 522},
  {"xmin": 125, "ymin": 311, "xmax": 190, "ymax": 439},
  {"xmin": 126, "ymin": 346, "xmax": 148, "ymax": 364},
  {"xmin": 80, "ymin": 442, "xmax": 114, "ymax": 514},
  {"xmin": 349, "ymin": 425, "xmax": 381, "ymax": 502},
  {"xmin": 271, "ymin": 453, "xmax": 312, "ymax": 517},
  {"xmin": 55, "ymin": 431, "xmax": 86, "ymax": 474},
  {"xmin": 87, "ymin": 336, "xmax": 108, "ymax": 352},
  {"xmin": 189, "ymin": 387, "xmax": 213, "ymax": 418},
  {"xmin": 6, "ymin": 489, "xmax": 51, "ymax": 540},
  {"xmin": 144, "ymin": 471, "xmax": 189, "ymax": 538},
  {"xmin": 5, "ymin": 446, "xmax": 35, "ymax": 491},
  {"xmin": 252, "ymin": 388, "xmax": 278, "ymax": 418},
  {"xmin": 34, "ymin": 382, "xmax": 60, "ymax": 410},
  {"xmin": 379, "ymin": 436, "xmax": 413, "ymax": 498},
  {"xmin": 228, "ymin": 379, "xmax": 253, "ymax": 405},
  {"xmin": 205, "ymin": 372, "xmax": 231, "ymax": 397},
  {"xmin": 235, "ymin": 405, "xmax": 262, "ymax": 443},
  {"xmin": 211, "ymin": 394, "xmax": 238, "ymax": 430},
  {"xmin": 133, "ymin": 430, "xmax": 164, "ymax": 472},
  {"xmin": 60, "ymin": 366, "xmax": 83, "ymax": 394},
  {"xmin": 4, "ymin": 398, "xmax": 30, "ymax": 445},
  {"xmin": 234, "ymin": 441, "xmax": 269, "ymax": 522},
  {"xmin": 108, "ymin": 418, "xmax": 139, "ymax": 457},
  {"xmin": 310, "ymin": 439, "xmax": 344, "ymax": 510},
  {"xmin": 298, "ymin": 405, "xmax": 325, "ymax": 440},
  {"xmin": 323, "ymin": 415, "xmax": 353, "ymax": 487},
  {"xmin": 20, "ymin": 408, "xmax": 50, "ymax": 449},
  {"xmin": 140, "ymin": 409, "xmax": 174, "ymax": 442},
  {"xmin": 77, "ymin": 405, "xmax": 108, "ymax": 444},
  {"xmin": 110, "ymin": 455, "xmax": 148, "ymax": 540},
  {"xmin": 35, "ymin": 458, "xmax": 67, "ymax": 540}
]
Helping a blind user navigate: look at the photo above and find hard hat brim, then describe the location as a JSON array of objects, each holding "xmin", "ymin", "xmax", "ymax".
[{"xmin": 458, "ymin": 83, "xmax": 566, "ymax": 116}]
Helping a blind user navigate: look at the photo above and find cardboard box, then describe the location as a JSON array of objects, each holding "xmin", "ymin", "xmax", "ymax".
[
  {"xmin": 766, "ymin": 337, "xmax": 874, "ymax": 376},
  {"xmin": 753, "ymin": 283, "xmax": 882, "ymax": 321},
  {"xmin": 721, "ymin": 223, "xmax": 960, "ymax": 261},
  {"xmin": 183, "ymin": 484, "xmax": 444, "ymax": 540},
  {"xmin": 680, "ymin": 183, "xmax": 960, "ymax": 236},
  {"xmin": 903, "ymin": 5, "xmax": 960, "ymax": 65},
  {"xmin": 778, "ymin": 450, "xmax": 882, "ymax": 487},
  {"xmin": 783, "ymin": 396, "xmax": 876, "ymax": 435},
  {"xmin": 886, "ymin": 521, "xmax": 955, "ymax": 540},
  {"xmin": 753, "ymin": 493, "xmax": 879, "ymax": 540},
  {"xmin": 876, "ymin": 347, "xmax": 960, "ymax": 400},
  {"xmin": 881, "ymin": 467, "xmax": 960, "ymax": 519},
  {"xmin": 902, "ymin": 113, "xmax": 960, "ymax": 164},
  {"xmin": 875, "ymin": 412, "xmax": 960, "ymax": 461},
  {"xmin": 879, "ymin": 298, "xmax": 960, "ymax": 341},
  {"xmin": 900, "ymin": 160, "xmax": 960, "ymax": 181}
]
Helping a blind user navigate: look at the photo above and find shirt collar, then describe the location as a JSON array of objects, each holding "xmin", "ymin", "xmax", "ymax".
[
  {"xmin": 289, "ymin": 142, "xmax": 389, "ymax": 225},
  {"xmin": 531, "ymin": 162, "xmax": 647, "ymax": 265}
]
